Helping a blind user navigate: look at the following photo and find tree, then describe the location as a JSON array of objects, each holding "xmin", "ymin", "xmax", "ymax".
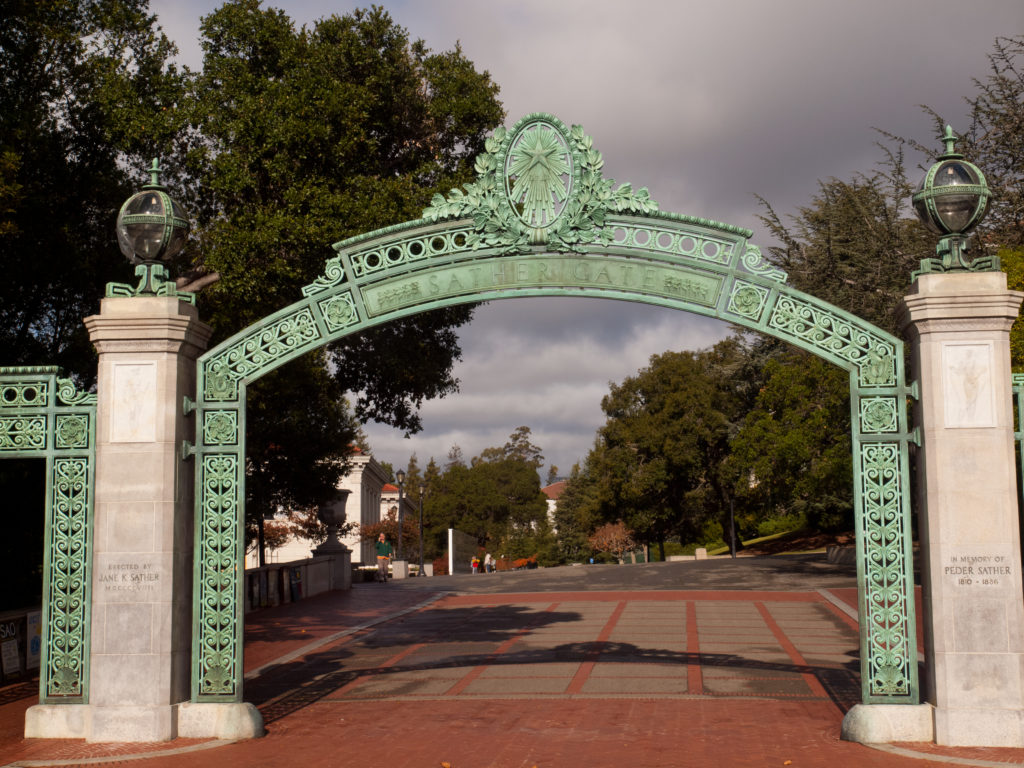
[
  {"xmin": 545, "ymin": 465, "xmax": 560, "ymax": 485},
  {"xmin": 592, "ymin": 341, "xmax": 750, "ymax": 556},
  {"xmin": 894, "ymin": 36, "xmax": 1023, "ymax": 249},
  {"xmin": 181, "ymin": 2, "xmax": 503, "ymax": 430},
  {"xmin": 588, "ymin": 522, "xmax": 636, "ymax": 565},
  {"xmin": 757, "ymin": 163, "xmax": 933, "ymax": 336},
  {"xmin": 174, "ymin": 2, "xmax": 503, "ymax": 552},
  {"xmin": 1001, "ymin": 247, "xmax": 1024, "ymax": 368},
  {"xmin": 475, "ymin": 425, "xmax": 545, "ymax": 469},
  {"xmin": 727, "ymin": 350, "xmax": 853, "ymax": 532},
  {"xmin": 421, "ymin": 428, "xmax": 550, "ymax": 558},
  {"xmin": 553, "ymin": 458, "xmax": 604, "ymax": 563},
  {"xmin": 0, "ymin": 1, "xmax": 183, "ymax": 381},
  {"xmin": 245, "ymin": 354, "xmax": 359, "ymax": 564}
]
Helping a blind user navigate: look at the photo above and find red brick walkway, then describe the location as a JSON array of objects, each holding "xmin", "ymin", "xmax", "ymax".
[{"xmin": 0, "ymin": 585, "xmax": 1022, "ymax": 768}]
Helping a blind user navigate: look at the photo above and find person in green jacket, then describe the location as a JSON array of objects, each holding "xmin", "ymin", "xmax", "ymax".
[{"xmin": 375, "ymin": 533, "xmax": 393, "ymax": 583}]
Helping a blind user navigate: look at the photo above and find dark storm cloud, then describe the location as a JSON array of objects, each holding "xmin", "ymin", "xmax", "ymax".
[{"xmin": 152, "ymin": 0, "xmax": 1023, "ymax": 473}]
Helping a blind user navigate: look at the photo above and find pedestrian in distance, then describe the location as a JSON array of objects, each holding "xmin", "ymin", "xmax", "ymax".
[{"xmin": 375, "ymin": 533, "xmax": 393, "ymax": 583}]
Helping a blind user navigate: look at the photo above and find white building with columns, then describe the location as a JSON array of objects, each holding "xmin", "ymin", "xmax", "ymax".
[{"xmin": 247, "ymin": 448, "xmax": 388, "ymax": 567}]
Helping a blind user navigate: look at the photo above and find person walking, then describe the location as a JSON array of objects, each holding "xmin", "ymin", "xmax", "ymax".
[{"xmin": 375, "ymin": 532, "xmax": 393, "ymax": 583}]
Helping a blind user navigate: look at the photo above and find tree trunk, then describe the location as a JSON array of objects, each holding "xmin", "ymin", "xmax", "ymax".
[{"xmin": 257, "ymin": 517, "xmax": 267, "ymax": 567}]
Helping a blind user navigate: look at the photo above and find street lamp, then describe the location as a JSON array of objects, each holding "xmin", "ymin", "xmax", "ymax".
[
  {"xmin": 395, "ymin": 469, "xmax": 406, "ymax": 559},
  {"xmin": 912, "ymin": 125, "xmax": 993, "ymax": 275},
  {"xmin": 418, "ymin": 481, "xmax": 426, "ymax": 576},
  {"xmin": 113, "ymin": 158, "xmax": 190, "ymax": 296}
]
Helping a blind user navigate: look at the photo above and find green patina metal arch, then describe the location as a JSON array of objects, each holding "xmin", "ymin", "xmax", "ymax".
[
  {"xmin": 0, "ymin": 366, "xmax": 96, "ymax": 703},
  {"xmin": 190, "ymin": 114, "xmax": 919, "ymax": 706}
]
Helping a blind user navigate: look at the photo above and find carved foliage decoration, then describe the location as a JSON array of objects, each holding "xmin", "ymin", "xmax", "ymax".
[
  {"xmin": 422, "ymin": 114, "xmax": 657, "ymax": 253},
  {"xmin": 859, "ymin": 397, "xmax": 899, "ymax": 434}
]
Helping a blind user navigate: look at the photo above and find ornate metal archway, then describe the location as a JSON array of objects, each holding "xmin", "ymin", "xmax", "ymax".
[{"xmin": 189, "ymin": 113, "xmax": 918, "ymax": 707}]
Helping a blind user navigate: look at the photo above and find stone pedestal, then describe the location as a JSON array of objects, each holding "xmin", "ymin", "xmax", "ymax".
[
  {"xmin": 26, "ymin": 297, "xmax": 212, "ymax": 742},
  {"xmin": 391, "ymin": 560, "xmax": 409, "ymax": 579},
  {"xmin": 898, "ymin": 272, "xmax": 1024, "ymax": 747}
]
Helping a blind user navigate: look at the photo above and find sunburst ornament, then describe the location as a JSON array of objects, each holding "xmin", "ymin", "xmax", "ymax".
[{"xmin": 505, "ymin": 122, "xmax": 572, "ymax": 228}]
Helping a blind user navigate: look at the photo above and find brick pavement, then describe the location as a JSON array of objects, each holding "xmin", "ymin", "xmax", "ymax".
[{"xmin": 0, "ymin": 575, "xmax": 1022, "ymax": 767}]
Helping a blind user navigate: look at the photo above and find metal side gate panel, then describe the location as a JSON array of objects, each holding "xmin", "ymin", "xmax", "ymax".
[{"xmin": 0, "ymin": 366, "xmax": 96, "ymax": 703}]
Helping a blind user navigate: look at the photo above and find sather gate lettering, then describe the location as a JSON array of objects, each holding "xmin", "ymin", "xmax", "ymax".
[{"xmin": 190, "ymin": 113, "xmax": 918, "ymax": 706}]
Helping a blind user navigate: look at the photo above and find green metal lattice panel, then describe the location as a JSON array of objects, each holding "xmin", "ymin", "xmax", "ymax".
[{"xmin": 0, "ymin": 367, "xmax": 96, "ymax": 703}]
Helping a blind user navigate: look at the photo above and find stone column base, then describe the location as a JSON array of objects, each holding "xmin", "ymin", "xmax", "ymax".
[
  {"xmin": 841, "ymin": 704, "xmax": 934, "ymax": 743},
  {"xmin": 26, "ymin": 702, "xmax": 264, "ymax": 742},
  {"xmin": 177, "ymin": 702, "xmax": 264, "ymax": 739},
  {"xmin": 934, "ymin": 706, "xmax": 1024, "ymax": 747},
  {"xmin": 25, "ymin": 704, "xmax": 91, "ymax": 739}
]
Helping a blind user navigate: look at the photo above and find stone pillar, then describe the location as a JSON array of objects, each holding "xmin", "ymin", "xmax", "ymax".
[
  {"xmin": 82, "ymin": 296, "xmax": 210, "ymax": 741},
  {"xmin": 900, "ymin": 271, "xmax": 1024, "ymax": 747}
]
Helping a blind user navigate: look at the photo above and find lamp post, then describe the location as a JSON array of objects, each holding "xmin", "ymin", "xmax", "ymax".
[
  {"xmin": 912, "ymin": 125, "xmax": 993, "ymax": 274},
  {"xmin": 418, "ymin": 481, "xmax": 426, "ymax": 576},
  {"xmin": 113, "ymin": 158, "xmax": 190, "ymax": 296},
  {"xmin": 395, "ymin": 468, "xmax": 406, "ymax": 559}
]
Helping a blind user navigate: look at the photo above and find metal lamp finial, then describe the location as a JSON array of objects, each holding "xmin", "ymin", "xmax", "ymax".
[
  {"xmin": 939, "ymin": 125, "xmax": 962, "ymax": 159},
  {"xmin": 911, "ymin": 124, "xmax": 993, "ymax": 277}
]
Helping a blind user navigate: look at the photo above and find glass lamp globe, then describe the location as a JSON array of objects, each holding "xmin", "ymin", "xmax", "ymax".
[
  {"xmin": 911, "ymin": 126, "xmax": 990, "ymax": 237},
  {"xmin": 115, "ymin": 159, "xmax": 189, "ymax": 264}
]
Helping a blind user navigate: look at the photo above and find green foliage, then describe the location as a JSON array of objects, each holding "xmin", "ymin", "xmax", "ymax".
[
  {"xmin": 180, "ymin": 2, "xmax": 503, "ymax": 431},
  {"xmin": 898, "ymin": 35, "xmax": 1023, "ymax": 249},
  {"xmin": 553, "ymin": 458, "xmax": 602, "ymax": 562},
  {"xmin": 174, "ymin": 2, "xmax": 503, "ymax": 545},
  {"xmin": 592, "ymin": 339, "xmax": 753, "ymax": 549},
  {"xmin": 0, "ymin": 0, "xmax": 184, "ymax": 381},
  {"xmin": 1000, "ymin": 247, "xmax": 1024, "ymax": 369},
  {"xmin": 729, "ymin": 350, "xmax": 853, "ymax": 531},
  {"xmin": 757, "ymin": 163, "xmax": 932, "ymax": 337},
  {"xmin": 245, "ymin": 352, "xmax": 359, "ymax": 556},
  {"xmin": 755, "ymin": 511, "xmax": 807, "ymax": 539},
  {"xmin": 414, "ymin": 428, "xmax": 549, "ymax": 560}
]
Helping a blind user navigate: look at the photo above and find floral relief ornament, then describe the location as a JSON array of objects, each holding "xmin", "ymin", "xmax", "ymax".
[{"xmin": 423, "ymin": 115, "xmax": 657, "ymax": 253}]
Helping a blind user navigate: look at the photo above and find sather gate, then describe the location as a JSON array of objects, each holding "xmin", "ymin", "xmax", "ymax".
[{"xmin": 189, "ymin": 113, "xmax": 919, "ymax": 707}]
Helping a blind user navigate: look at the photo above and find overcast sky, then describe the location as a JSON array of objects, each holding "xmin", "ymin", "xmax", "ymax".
[{"xmin": 150, "ymin": 0, "xmax": 1023, "ymax": 479}]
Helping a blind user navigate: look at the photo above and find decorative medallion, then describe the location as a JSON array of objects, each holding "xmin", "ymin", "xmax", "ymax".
[
  {"xmin": 422, "ymin": 113, "xmax": 656, "ymax": 253},
  {"xmin": 505, "ymin": 121, "xmax": 573, "ymax": 229},
  {"xmin": 319, "ymin": 293, "xmax": 358, "ymax": 332},
  {"xmin": 203, "ymin": 411, "xmax": 238, "ymax": 446},
  {"xmin": 727, "ymin": 281, "xmax": 769, "ymax": 320},
  {"xmin": 55, "ymin": 414, "xmax": 90, "ymax": 449},
  {"xmin": 859, "ymin": 396, "xmax": 898, "ymax": 433}
]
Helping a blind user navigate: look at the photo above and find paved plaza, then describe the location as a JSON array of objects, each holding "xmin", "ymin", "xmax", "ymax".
[{"xmin": 0, "ymin": 558, "xmax": 1022, "ymax": 767}]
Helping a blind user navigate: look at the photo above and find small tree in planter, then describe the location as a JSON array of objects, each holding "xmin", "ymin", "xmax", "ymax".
[{"xmin": 589, "ymin": 521, "xmax": 637, "ymax": 564}]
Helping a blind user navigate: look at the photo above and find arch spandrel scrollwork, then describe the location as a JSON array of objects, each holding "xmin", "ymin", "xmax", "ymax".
[{"xmin": 190, "ymin": 113, "xmax": 918, "ymax": 706}]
